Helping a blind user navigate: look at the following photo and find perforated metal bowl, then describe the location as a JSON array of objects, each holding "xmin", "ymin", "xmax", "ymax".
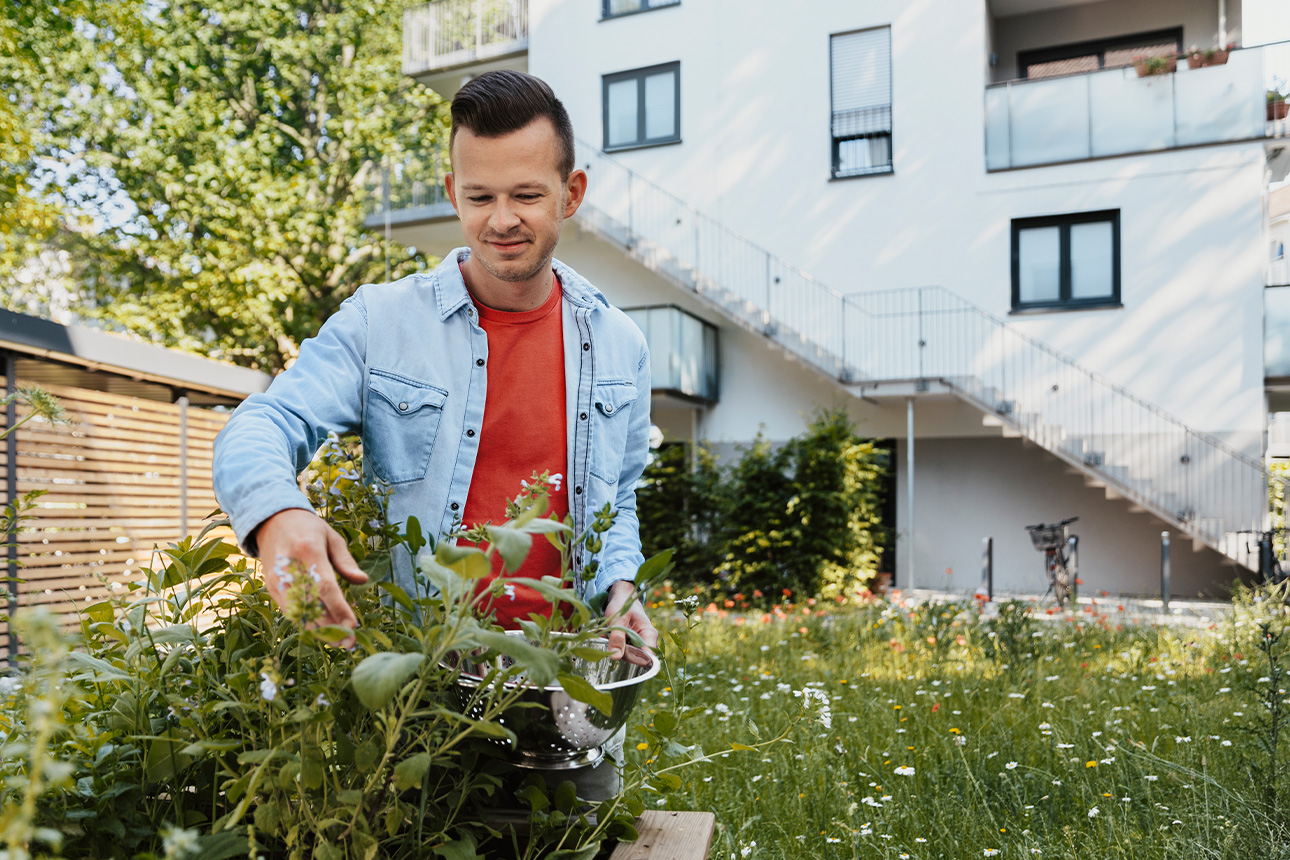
[{"xmin": 445, "ymin": 633, "xmax": 659, "ymax": 770}]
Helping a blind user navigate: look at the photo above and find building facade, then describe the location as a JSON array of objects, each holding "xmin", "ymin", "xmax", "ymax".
[{"xmin": 374, "ymin": 0, "xmax": 1290, "ymax": 597}]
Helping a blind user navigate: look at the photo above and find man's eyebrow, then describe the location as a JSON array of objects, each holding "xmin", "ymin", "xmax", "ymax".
[{"xmin": 458, "ymin": 181, "xmax": 551, "ymax": 192}]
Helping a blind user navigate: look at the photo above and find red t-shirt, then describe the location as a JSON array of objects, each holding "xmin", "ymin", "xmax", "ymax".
[{"xmin": 462, "ymin": 274, "xmax": 569, "ymax": 627}]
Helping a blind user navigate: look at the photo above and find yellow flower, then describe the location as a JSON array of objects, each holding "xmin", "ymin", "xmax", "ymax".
[
  {"xmin": 1086, "ymin": 761, "xmax": 1098, "ymax": 768},
  {"xmin": 636, "ymin": 743, "xmax": 649, "ymax": 750},
  {"xmin": 950, "ymin": 727, "xmax": 962, "ymax": 734}
]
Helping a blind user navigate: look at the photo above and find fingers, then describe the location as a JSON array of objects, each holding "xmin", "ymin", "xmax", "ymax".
[
  {"xmin": 255, "ymin": 509, "xmax": 361, "ymax": 649},
  {"xmin": 607, "ymin": 627, "xmax": 628, "ymax": 661},
  {"xmin": 326, "ymin": 526, "xmax": 369, "ymax": 585},
  {"xmin": 603, "ymin": 580, "xmax": 658, "ymax": 663}
]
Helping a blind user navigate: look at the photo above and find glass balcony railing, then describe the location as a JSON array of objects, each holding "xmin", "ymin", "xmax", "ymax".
[
  {"xmin": 1268, "ymin": 284, "xmax": 1290, "ymax": 380},
  {"xmin": 403, "ymin": 0, "xmax": 527, "ymax": 78},
  {"xmin": 986, "ymin": 41, "xmax": 1290, "ymax": 170},
  {"xmin": 625, "ymin": 305, "xmax": 719, "ymax": 403}
]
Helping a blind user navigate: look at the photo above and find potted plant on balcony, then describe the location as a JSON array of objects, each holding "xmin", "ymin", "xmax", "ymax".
[
  {"xmin": 1134, "ymin": 54, "xmax": 1178, "ymax": 77},
  {"xmin": 1186, "ymin": 43, "xmax": 1234, "ymax": 68},
  {"xmin": 1270, "ymin": 89, "xmax": 1290, "ymax": 122}
]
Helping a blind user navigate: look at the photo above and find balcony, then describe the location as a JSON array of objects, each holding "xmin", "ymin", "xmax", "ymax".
[
  {"xmin": 403, "ymin": 0, "xmax": 527, "ymax": 96},
  {"xmin": 985, "ymin": 41, "xmax": 1290, "ymax": 171},
  {"xmin": 624, "ymin": 305, "xmax": 719, "ymax": 404}
]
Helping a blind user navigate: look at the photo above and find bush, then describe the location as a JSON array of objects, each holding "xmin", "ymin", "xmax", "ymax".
[{"xmin": 638, "ymin": 408, "xmax": 888, "ymax": 604}]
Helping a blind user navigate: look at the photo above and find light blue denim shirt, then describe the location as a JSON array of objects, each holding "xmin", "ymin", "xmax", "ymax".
[{"xmin": 212, "ymin": 248, "xmax": 651, "ymax": 603}]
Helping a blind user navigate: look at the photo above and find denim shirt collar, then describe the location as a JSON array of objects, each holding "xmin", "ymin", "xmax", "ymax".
[{"xmin": 433, "ymin": 247, "xmax": 606, "ymax": 320}]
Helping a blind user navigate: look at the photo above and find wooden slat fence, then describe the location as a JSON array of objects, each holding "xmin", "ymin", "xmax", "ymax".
[{"xmin": 1, "ymin": 376, "xmax": 237, "ymax": 644}]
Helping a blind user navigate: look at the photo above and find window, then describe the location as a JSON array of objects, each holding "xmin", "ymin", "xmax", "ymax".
[
  {"xmin": 1012, "ymin": 211, "xmax": 1120, "ymax": 311},
  {"xmin": 830, "ymin": 27, "xmax": 892, "ymax": 179},
  {"xmin": 1017, "ymin": 28, "xmax": 1182, "ymax": 80},
  {"xmin": 602, "ymin": 62, "xmax": 680, "ymax": 151},
  {"xmin": 602, "ymin": 0, "xmax": 679, "ymax": 20}
]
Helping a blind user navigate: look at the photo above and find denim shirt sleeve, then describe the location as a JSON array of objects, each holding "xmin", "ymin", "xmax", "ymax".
[
  {"xmin": 212, "ymin": 291, "xmax": 370, "ymax": 554},
  {"xmin": 591, "ymin": 345, "xmax": 652, "ymax": 596}
]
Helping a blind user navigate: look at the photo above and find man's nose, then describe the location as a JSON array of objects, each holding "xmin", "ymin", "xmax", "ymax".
[{"xmin": 490, "ymin": 198, "xmax": 521, "ymax": 232}]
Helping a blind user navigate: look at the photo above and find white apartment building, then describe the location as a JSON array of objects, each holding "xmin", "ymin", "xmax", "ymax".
[{"xmin": 370, "ymin": 0, "xmax": 1290, "ymax": 598}]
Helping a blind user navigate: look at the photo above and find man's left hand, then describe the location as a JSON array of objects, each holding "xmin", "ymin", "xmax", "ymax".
[{"xmin": 604, "ymin": 580, "xmax": 658, "ymax": 666}]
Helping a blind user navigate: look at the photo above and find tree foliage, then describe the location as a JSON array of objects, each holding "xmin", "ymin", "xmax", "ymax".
[
  {"xmin": 9, "ymin": 0, "xmax": 447, "ymax": 370},
  {"xmin": 638, "ymin": 409, "xmax": 890, "ymax": 603}
]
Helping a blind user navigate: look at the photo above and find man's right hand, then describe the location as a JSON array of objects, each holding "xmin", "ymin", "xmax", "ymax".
[{"xmin": 253, "ymin": 509, "xmax": 368, "ymax": 648}]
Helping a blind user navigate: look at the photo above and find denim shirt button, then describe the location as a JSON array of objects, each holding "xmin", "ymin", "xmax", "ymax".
[
  {"xmin": 398, "ymin": 402, "xmax": 408, "ymax": 411},
  {"xmin": 466, "ymin": 429, "xmax": 475, "ymax": 437},
  {"xmin": 582, "ymin": 342, "xmax": 590, "ymax": 351},
  {"xmin": 450, "ymin": 502, "xmax": 460, "ymax": 511},
  {"xmin": 580, "ymin": 412, "xmax": 588, "ymax": 420},
  {"xmin": 475, "ymin": 358, "xmax": 484, "ymax": 367},
  {"xmin": 575, "ymin": 486, "xmax": 583, "ymax": 495}
]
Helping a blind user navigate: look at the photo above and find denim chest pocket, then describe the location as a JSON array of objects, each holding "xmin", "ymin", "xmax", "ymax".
[
  {"xmin": 363, "ymin": 370, "xmax": 449, "ymax": 484},
  {"xmin": 588, "ymin": 381, "xmax": 637, "ymax": 484}
]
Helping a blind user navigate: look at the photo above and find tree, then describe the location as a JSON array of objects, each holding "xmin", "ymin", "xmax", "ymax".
[
  {"xmin": 0, "ymin": 0, "xmax": 146, "ymax": 276},
  {"xmin": 13, "ymin": 0, "xmax": 447, "ymax": 370}
]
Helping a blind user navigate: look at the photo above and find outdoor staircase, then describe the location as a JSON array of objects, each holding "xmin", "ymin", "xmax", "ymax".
[{"xmin": 571, "ymin": 138, "xmax": 1278, "ymax": 572}]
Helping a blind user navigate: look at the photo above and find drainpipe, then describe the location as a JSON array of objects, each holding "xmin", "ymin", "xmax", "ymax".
[
  {"xmin": 4, "ymin": 351, "xmax": 17, "ymax": 664},
  {"xmin": 1218, "ymin": 0, "xmax": 1227, "ymax": 46}
]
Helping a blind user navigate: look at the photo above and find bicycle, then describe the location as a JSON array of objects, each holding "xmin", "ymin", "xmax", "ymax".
[
  {"xmin": 1025, "ymin": 517, "xmax": 1080, "ymax": 607},
  {"xmin": 1233, "ymin": 529, "xmax": 1288, "ymax": 585}
]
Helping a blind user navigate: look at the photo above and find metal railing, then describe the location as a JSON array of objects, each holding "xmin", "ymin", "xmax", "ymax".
[
  {"xmin": 985, "ymin": 40, "xmax": 1290, "ymax": 169},
  {"xmin": 572, "ymin": 137, "xmax": 1281, "ymax": 563},
  {"xmin": 403, "ymin": 0, "xmax": 528, "ymax": 77},
  {"xmin": 362, "ymin": 154, "xmax": 451, "ymax": 222}
]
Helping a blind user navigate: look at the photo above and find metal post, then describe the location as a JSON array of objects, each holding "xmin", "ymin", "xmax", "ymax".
[
  {"xmin": 4, "ymin": 351, "xmax": 18, "ymax": 663},
  {"xmin": 176, "ymin": 392, "xmax": 189, "ymax": 542},
  {"xmin": 1160, "ymin": 531, "xmax": 1171, "ymax": 612},
  {"xmin": 905, "ymin": 397, "xmax": 914, "ymax": 590},
  {"xmin": 981, "ymin": 536, "xmax": 993, "ymax": 601}
]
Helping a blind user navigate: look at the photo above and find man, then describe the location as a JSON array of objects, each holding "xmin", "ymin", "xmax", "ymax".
[{"xmin": 212, "ymin": 70, "xmax": 657, "ymax": 661}]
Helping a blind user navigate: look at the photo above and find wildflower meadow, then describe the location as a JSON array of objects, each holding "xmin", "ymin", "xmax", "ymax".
[{"xmin": 633, "ymin": 589, "xmax": 1290, "ymax": 860}]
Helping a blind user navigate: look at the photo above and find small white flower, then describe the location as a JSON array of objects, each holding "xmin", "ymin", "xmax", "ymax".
[
  {"xmin": 259, "ymin": 672, "xmax": 278, "ymax": 702},
  {"xmin": 1088, "ymin": 806, "xmax": 1099, "ymax": 818},
  {"xmin": 1221, "ymin": 740, "xmax": 1233, "ymax": 747},
  {"xmin": 314, "ymin": 694, "xmax": 331, "ymax": 707},
  {"xmin": 984, "ymin": 850, "xmax": 1000, "ymax": 857},
  {"xmin": 894, "ymin": 766, "xmax": 915, "ymax": 777},
  {"xmin": 740, "ymin": 841, "xmax": 756, "ymax": 857},
  {"xmin": 1006, "ymin": 761, "xmax": 1019, "ymax": 770},
  {"xmin": 503, "ymin": 584, "xmax": 516, "ymax": 601},
  {"xmin": 825, "ymin": 837, "xmax": 841, "ymax": 843},
  {"xmin": 0, "ymin": 676, "xmax": 20, "ymax": 698},
  {"xmin": 1175, "ymin": 736, "xmax": 1191, "ymax": 743},
  {"xmin": 161, "ymin": 825, "xmax": 201, "ymax": 859},
  {"xmin": 1144, "ymin": 775, "xmax": 1159, "ymax": 781},
  {"xmin": 549, "ymin": 473, "xmax": 563, "ymax": 491}
]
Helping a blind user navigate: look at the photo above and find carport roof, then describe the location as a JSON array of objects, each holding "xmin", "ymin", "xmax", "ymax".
[{"xmin": 0, "ymin": 309, "xmax": 272, "ymax": 405}]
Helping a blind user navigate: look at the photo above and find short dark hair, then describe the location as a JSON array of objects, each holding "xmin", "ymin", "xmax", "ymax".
[{"xmin": 450, "ymin": 70, "xmax": 575, "ymax": 178}]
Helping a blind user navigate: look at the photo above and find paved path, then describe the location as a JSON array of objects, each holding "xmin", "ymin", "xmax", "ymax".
[{"xmin": 896, "ymin": 587, "xmax": 1233, "ymax": 629}]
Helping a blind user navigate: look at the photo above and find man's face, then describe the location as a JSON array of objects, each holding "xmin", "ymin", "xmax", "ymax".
[{"xmin": 445, "ymin": 117, "xmax": 586, "ymax": 302}]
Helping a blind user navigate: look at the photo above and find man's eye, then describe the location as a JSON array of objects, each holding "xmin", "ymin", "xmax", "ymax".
[{"xmin": 468, "ymin": 196, "xmax": 491, "ymax": 204}]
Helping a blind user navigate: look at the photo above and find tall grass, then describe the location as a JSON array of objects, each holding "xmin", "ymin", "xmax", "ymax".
[{"xmin": 628, "ymin": 590, "xmax": 1290, "ymax": 860}]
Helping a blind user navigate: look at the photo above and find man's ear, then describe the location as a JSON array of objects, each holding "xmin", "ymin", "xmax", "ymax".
[
  {"xmin": 563, "ymin": 168, "xmax": 587, "ymax": 218},
  {"xmin": 444, "ymin": 172, "xmax": 460, "ymax": 215}
]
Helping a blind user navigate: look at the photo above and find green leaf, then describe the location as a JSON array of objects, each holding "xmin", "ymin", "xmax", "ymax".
[
  {"xmin": 314, "ymin": 843, "xmax": 343, "ymax": 860},
  {"xmin": 546, "ymin": 848, "xmax": 601, "ymax": 860},
  {"xmin": 351, "ymin": 652, "xmax": 426, "ymax": 710},
  {"xmin": 656, "ymin": 773, "xmax": 682, "ymax": 791},
  {"xmin": 553, "ymin": 779, "xmax": 578, "ymax": 813},
  {"xmin": 253, "ymin": 801, "xmax": 280, "ymax": 835},
  {"xmin": 482, "ymin": 525, "xmax": 532, "ymax": 573},
  {"xmin": 376, "ymin": 580, "xmax": 416, "ymax": 613},
  {"xmin": 354, "ymin": 831, "xmax": 380, "ymax": 860},
  {"xmin": 64, "ymin": 652, "xmax": 131, "ymax": 683},
  {"xmin": 393, "ymin": 752, "xmax": 432, "ymax": 791},
  {"xmin": 436, "ymin": 543, "xmax": 491, "ymax": 580},
  {"xmin": 432, "ymin": 834, "xmax": 482, "ymax": 860},
  {"xmin": 517, "ymin": 517, "xmax": 572, "ymax": 535},
  {"xmin": 633, "ymin": 548, "xmax": 674, "ymax": 588},
  {"xmin": 730, "ymin": 742, "xmax": 756, "ymax": 751},
  {"xmin": 654, "ymin": 711, "xmax": 676, "ymax": 735},
  {"xmin": 84, "ymin": 601, "xmax": 114, "ymax": 625},
  {"xmin": 194, "ymin": 831, "xmax": 251, "ymax": 860},
  {"xmin": 558, "ymin": 673, "xmax": 613, "ymax": 718},
  {"xmin": 470, "ymin": 630, "xmax": 562, "ymax": 689}
]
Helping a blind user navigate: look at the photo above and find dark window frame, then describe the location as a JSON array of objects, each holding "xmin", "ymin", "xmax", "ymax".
[
  {"xmin": 601, "ymin": 61, "xmax": 681, "ymax": 152},
  {"xmin": 829, "ymin": 26, "xmax": 893, "ymax": 181},
  {"xmin": 600, "ymin": 0, "xmax": 680, "ymax": 21},
  {"xmin": 1017, "ymin": 27, "xmax": 1183, "ymax": 79},
  {"xmin": 1011, "ymin": 210, "xmax": 1122, "ymax": 312}
]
